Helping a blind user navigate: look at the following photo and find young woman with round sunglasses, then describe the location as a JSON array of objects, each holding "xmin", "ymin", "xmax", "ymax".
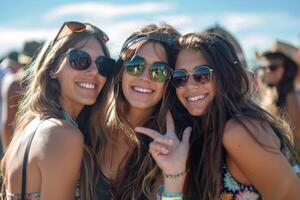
[
  {"xmin": 1, "ymin": 21, "xmax": 115, "ymax": 200},
  {"xmin": 86, "ymin": 24, "xmax": 181, "ymax": 199},
  {"xmin": 136, "ymin": 32, "xmax": 300, "ymax": 199}
]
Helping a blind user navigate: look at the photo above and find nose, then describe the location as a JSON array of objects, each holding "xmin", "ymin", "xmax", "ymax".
[
  {"xmin": 138, "ymin": 64, "xmax": 151, "ymax": 81},
  {"xmin": 185, "ymin": 75, "xmax": 199, "ymax": 89},
  {"xmin": 85, "ymin": 61, "xmax": 98, "ymax": 75}
]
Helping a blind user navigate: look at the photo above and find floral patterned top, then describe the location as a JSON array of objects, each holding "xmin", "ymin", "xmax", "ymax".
[{"xmin": 219, "ymin": 165, "xmax": 263, "ymax": 200}]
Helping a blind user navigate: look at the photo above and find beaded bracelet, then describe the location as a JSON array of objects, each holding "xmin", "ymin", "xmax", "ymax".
[{"xmin": 162, "ymin": 169, "xmax": 189, "ymax": 178}]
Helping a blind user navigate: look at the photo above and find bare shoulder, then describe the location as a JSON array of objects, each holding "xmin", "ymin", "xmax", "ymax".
[
  {"xmin": 286, "ymin": 91, "xmax": 300, "ymax": 110},
  {"xmin": 223, "ymin": 117, "xmax": 281, "ymax": 152},
  {"xmin": 32, "ymin": 118, "xmax": 84, "ymax": 162}
]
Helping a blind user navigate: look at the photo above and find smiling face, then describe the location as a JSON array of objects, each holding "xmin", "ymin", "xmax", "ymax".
[
  {"xmin": 54, "ymin": 37, "xmax": 107, "ymax": 111},
  {"xmin": 175, "ymin": 48, "xmax": 216, "ymax": 116},
  {"xmin": 121, "ymin": 41, "xmax": 167, "ymax": 113}
]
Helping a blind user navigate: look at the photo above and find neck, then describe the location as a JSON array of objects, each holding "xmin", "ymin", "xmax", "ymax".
[
  {"xmin": 58, "ymin": 98, "xmax": 83, "ymax": 119},
  {"xmin": 127, "ymin": 106, "xmax": 154, "ymax": 127}
]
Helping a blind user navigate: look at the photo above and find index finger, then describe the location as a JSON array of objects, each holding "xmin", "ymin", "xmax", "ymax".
[
  {"xmin": 135, "ymin": 127, "xmax": 160, "ymax": 139},
  {"xmin": 166, "ymin": 111, "xmax": 175, "ymax": 133}
]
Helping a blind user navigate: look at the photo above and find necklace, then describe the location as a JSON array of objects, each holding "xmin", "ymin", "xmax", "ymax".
[
  {"xmin": 51, "ymin": 100, "xmax": 78, "ymax": 128},
  {"xmin": 62, "ymin": 109, "xmax": 78, "ymax": 128}
]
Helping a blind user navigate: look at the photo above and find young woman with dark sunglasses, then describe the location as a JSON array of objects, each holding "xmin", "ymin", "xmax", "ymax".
[
  {"xmin": 86, "ymin": 23, "xmax": 181, "ymax": 199},
  {"xmin": 1, "ymin": 21, "xmax": 115, "ymax": 200},
  {"xmin": 136, "ymin": 32, "xmax": 300, "ymax": 199}
]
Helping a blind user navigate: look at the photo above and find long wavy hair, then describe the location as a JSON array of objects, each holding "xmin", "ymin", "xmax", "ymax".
[
  {"xmin": 88, "ymin": 23, "xmax": 180, "ymax": 199},
  {"xmin": 2, "ymin": 23, "xmax": 111, "ymax": 200},
  {"xmin": 261, "ymin": 52, "xmax": 298, "ymax": 109},
  {"xmin": 168, "ymin": 32, "xmax": 299, "ymax": 200}
]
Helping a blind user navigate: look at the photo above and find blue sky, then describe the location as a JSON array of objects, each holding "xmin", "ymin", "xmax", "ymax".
[{"xmin": 1, "ymin": 0, "xmax": 300, "ymax": 66}]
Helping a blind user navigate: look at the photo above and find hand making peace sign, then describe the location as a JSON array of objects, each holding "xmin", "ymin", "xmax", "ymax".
[{"xmin": 135, "ymin": 111, "xmax": 192, "ymax": 174}]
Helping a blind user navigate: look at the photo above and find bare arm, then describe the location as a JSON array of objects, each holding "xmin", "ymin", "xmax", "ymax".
[
  {"xmin": 34, "ymin": 119, "xmax": 84, "ymax": 200},
  {"xmin": 223, "ymin": 119, "xmax": 300, "ymax": 200}
]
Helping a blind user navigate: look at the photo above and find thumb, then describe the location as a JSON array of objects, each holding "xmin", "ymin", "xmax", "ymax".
[{"xmin": 181, "ymin": 127, "xmax": 192, "ymax": 146}]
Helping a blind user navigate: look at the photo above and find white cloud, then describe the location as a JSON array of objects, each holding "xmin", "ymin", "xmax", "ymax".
[
  {"xmin": 44, "ymin": 2, "xmax": 175, "ymax": 21},
  {"xmin": 0, "ymin": 27, "xmax": 55, "ymax": 55},
  {"xmin": 222, "ymin": 14, "xmax": 264, "ymax": 32},
  {"xmin": 153, "ymin": 15, "xmax": 193, "ymax": 27}
]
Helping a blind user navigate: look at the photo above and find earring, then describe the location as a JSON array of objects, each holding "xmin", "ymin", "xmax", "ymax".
[{"xmin": 49, "ymin": 71, "xmax": 56, "ymax": 79}]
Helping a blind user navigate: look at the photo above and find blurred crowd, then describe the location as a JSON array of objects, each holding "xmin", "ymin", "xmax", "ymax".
[
  {"xmin": 0, "ymin": 26, "xmax": 299, "ymax": 156},
  {"xmin": 0, "ymin": 40, "xmax": 43, "ymax": 154}
]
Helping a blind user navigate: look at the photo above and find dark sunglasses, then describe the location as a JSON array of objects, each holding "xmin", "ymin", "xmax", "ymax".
[
  {"xmin": 123, "ymin": 55, "xmax": 172, "ymax": 82},
  {"xmin": 63, "ymin": 49, "xmax": 115, "ymax": 77},
  {"xmin": 260, "ymin": 64, "xmax": 280, "ymax": 72},
  {"xmin": 170, "ymin": 65, "xmax": 213, "ymax": 88},
  {"xmin": 52, "ymin": 21, "xmax": 109, "ymax": 46}
]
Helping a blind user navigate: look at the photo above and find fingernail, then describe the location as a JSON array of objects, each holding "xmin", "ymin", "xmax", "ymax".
[{"xmin": 162, "ymin": 147, "xmax": 169, "ymax": 154}]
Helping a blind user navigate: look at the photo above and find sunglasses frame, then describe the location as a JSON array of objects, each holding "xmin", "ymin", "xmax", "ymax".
[
  {"xmin": 123, "ymin": 55, "xmax": 172, "ymax": 82},
  {"xmin": 260, "ymin": 63, "xmax": 280, "ymax": 72},
  {"xmin": 51, "ymin": 21, "xmax": 109, "ymax": 47},
  {"xmin": 61, "ymin": 48, "xmax": 115, "ymax": 77},
  {"xmin": 170, "ymin": 65, "xmax": 213, "ymax": 88}
]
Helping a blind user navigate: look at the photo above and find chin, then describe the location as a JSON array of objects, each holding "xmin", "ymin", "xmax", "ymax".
[
  {"xmin": 81, "ymin": 99, "xmax": 97, "ymax": 106},
  {"xmin": 187, "ymin": 107, "xmax": 209, "ymax": 117}
]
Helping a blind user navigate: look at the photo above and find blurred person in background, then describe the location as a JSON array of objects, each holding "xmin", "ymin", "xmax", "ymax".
[
  {"xmin": 0, "ymin": 51, "xmax": 23, "ymax": 154},
  {"xmin": 0, "ymin": 41, "xmax": 42, "ymax": 151},
  {"xmin": 258, "ymin": 40, "xmax": 300, "ymax": 155}
]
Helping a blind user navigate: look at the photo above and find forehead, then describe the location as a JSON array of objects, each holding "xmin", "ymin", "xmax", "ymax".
[
  {"xmin": 135, "ymin": 41, "xmax": 167, "ymax": 63},
  {"xmin": 176, "ymin": 49, "xmax": 208, "ymax": 71},
  {"xmin": 73, "ymin": 37, "xmax": 104, "ymax": 57}
]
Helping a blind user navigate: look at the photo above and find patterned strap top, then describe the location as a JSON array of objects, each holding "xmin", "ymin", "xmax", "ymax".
[
  {"xmin": 219, "ymin": 165, "xmax": 263, "ymax": 200},
  {"xmin": 6, "ymin": 183, "xmax": 81, "ymax": 200}
]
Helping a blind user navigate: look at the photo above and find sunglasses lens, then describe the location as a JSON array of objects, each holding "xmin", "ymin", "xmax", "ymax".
[
  {"xmin": 96, "ymin": 56, "xmax": 115, "ymax": 77},
  {"xmin": 171, "ymin": 70, "xmax": 188, "ymax": 88},
  {"xmin": 269, "ymin": 64, "xmax": 279, "ymax": 71},
  {"xmin": 193, "ymin": 66, "xmax": 211, "ymax": 84},
  {"xmin": 66, "ymin": 21, "xmax": 86, "ymax": 32},
  {"xmin": 124, "ymin": 56, "xmax": 145, "ymax": 76},
  {"xmin": 150, "ymin": 62, "xmax": 170, "ymax": 82},
  {"xmin": 69, "ymin": 49, "xmax": 91, "ymax": 70}
]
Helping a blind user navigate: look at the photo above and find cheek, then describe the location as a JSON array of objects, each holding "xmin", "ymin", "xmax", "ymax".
[
  {"xmin": 176, "ymin": 88, "xmax": 185, "ymax": 105},
  {"xmin": 121, "ymin": 72, "xmax": 129, "ymax": 89},
  {"xmin": 155, "ymin": 83, "xmax": 166, "ymax": 98},
  {"xmin": 98, "ymin": 76, "xmax": 107, "ymax": 88},
  {"xmin": 277, "ymin": 68, "xmax": 284, "ymax": 78}
]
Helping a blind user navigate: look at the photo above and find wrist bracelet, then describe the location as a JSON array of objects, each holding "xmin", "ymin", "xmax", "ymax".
[
  {"xmin": 156, "ymin": 185, "xmax": 183, "ymax": 200},
  {"xmin": 162, "ymin": 169, "xmax": 189, "ymax": 178},
  {"xmin": 161, "ymin": 197, "xmax": 183, "ymax": 200}
]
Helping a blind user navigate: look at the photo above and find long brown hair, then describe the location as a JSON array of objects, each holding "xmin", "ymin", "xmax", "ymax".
[
  {"xmin": 88, "ymin": 23, "xmax": 180, "ymax": 199},
  {"xmin": 3, "ymin": 23, "xmax": 111, "ymax": 200},
  {"xmin": 168, "ymin": 32, "xmax": 298, "ymax": 199}
]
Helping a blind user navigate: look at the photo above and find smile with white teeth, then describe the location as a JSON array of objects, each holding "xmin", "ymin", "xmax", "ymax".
[
  {"xmin": 186, "ymin": 94, "xmax": 207, "ymax": 102},
  {"xmin": 132, "ymin": 86, "xmax": 153, "ymax": 93},
  {"xmin": 78, "ymin": 82, "xmax": 96, "ymax": 89}
]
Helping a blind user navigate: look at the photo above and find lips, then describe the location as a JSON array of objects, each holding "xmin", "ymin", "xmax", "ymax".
[
  {"xmin": 186, "ymin": 94, "xmax": 208, "ymax": 102},
  {"xmin": 77, "ymin": 82, "xmax": 96, "ymax": 89},
  {"xmin": 132, "ymin": 86, "xmax": 154, "ymax": 94}
]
